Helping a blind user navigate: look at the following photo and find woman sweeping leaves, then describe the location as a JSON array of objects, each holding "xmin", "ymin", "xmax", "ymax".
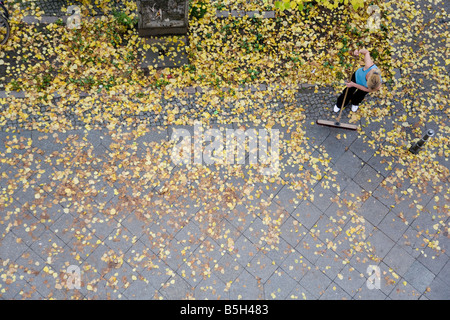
[{"xmin": 334, "ymin": 48, "xmax": 382, "ymax": 113}]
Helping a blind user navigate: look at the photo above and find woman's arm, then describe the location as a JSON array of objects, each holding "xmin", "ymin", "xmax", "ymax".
[
  {"xmin": 354, "ymin": 49, "xmax": 374, "ymax": 69},
  {"xmin": 346, "ymin": 81, "xmax": 379, "ymax": 93}
]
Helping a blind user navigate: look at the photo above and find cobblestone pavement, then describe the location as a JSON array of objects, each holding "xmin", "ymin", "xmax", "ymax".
[
  {"xmin": 0, "ymin": 86, "xmax": 362, "ymax": 130},
  {"xmin": 0, "ymin": 1, "xmax": 449, "ymax": 301}
]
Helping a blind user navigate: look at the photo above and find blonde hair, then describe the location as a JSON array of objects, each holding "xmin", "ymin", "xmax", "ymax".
[{"xmin": 368, "ymin": 70, "xmax": 382, "ymax": 90}]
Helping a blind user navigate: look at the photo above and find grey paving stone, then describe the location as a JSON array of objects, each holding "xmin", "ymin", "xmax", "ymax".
[
  {"xmin": 229, "ymin": 269, "xmax": 263, "ymax": 300},
  {"xmin": 253, "ymin": 176, "xmax": 285, "ymax": 199},
  {"xmin": 273, "ymin": 184, "xmax": 302, "ymax": 214},
  {"xmin": 360, "ymin": 118, "xmax": 388, "ymax": 142},
  {"xmin": 347, "ymin": 250, "xmax": 377, "ymax": 274},
  {"xmin": 134, "ymin": 259, "xmax": 172, "ymax": 292},
  {"xmin": 86, "ymin": 212, "xmax": 120, "ymax": 243},
  {"xmin": 33, "ymin": 265, "xmax": 83, "ymax": 299},
  {"xmin": 210, "ymin": 220, "xmax": 240, "ymax": 252},
  {"xmin": 310, "ymin": 184, "xmax": 338, "ymax": 212},
  {"xmin": 264, "ymin": 268, "xmax": 297, "ymax": 299},
  {"xmin": 84, "ymin": 128, "xmax": 113, "ymax": 149},
  {"xmin": 298, "ymin": 266, "xmax": 332, "ymax": 299},
  {"xmin": 353, "ymin": 282, "xmax": 388, "ymax": 300},
  {"xmin": 320, "ymin": 135, "xmax": 346, "ymax": 164},
  {"xmin": 227, "ymin": 234, "xmax": 256, "ymax": 267},
  {"xmin": 327, "ymin": 170, "xmax": 353, "ymax": 195},
  {"xmin": 29, "ymin": 230, "xmax": 66, "ymax": 262},
  {"xmin": 303, "ymin": 122, "xmax": 330, "ymax": 147},
  {"xmin": 396, "ymin": 226, "xmax": 424, "ymax": 259},
  {"xmin": 375, "ymin": 262, "xmax": 403, "ymax": 296},
  {"xmin": 334, "ymin": 150, "xmax": 364, "ymax": 179},
  {"xmin": 215, "ymin": 252, "xmax": 244, "ymax": 284},
  {"xmin": 13, "ymin": 248, "xmax": 46, "ymax": 276},
  {"xmin": 295, "ymin": 233, "xmax": 325, "ymax": 265},
  {"xmin": 225, "ymin": 203, "xmax": 256, "ymax": 233},
  {"xmin": 137, "ymin": 126, "xmax": 169, "ymax": 144},
  {"xmin": 341, "ymin": 181, "xmax": 369, "ymax": 209},
  {"xmin": 119, "ymin": 212, "xmax": 149, "ymax": 240},
  {"xmin": 33, "ymin": 252, "xmax": 84, "ymax": 298},
  {"xmin": 390, "ymin": 198, "xmax": 419, "ymax": 226},
  {"xmin": 260, "ymin": 201, "xmax": 290, "ymax": 232},
  {"xmin": 87, "ymin": 142, "xmax": 110, "ymax": 165},
  {"xmin": 286, "ymin": 282, "xmax": 314, "ymax": 300},
  {"xmin": 436, "ymin": 259, "xmax": 450, "ymax": 286},
  {"xmin": 388, "ymin": 280, "xmax": 422, "ymax": 300},
  {"xmin": 263, "ymin": 11, "xmax": 276, "ymax": 18},
  {"xmin": 323, "ymin": 201, "xmax": 351, "ymax": 222},
  {"xmin": 163, "ymin": 237, "xmax": 197, "ymax": 272},
  {"xmin": 245, "ymin": 251, "xmax": 277, "ymax": 284},
  {"xmin": 263, "ymin": 237, "xmax": 296, "ymax": 265},
  {"xmin": 319, "ymin": 281, "xmax": 351, "ymax": 300},
  {"xmin": 242, "ymin": 216, "xmax": 269, "ymax": 249},
  {"xmin": 64, "ymin": 229, "xmax": 101, "ymax": 262},
  {"xmin": 216, "ymin": 11, "xmax": 229, "ymax": 18},
  {"xmin": 410, "ymin": 208, "xmax": 444, "ymax": 242},
  {"xmin": 367, "ymin": 149, "xmax": 396, "ymax": 177},
  {"xmin": 372, "ymin": 182, "xmax": 398, "ymax": 209},
  {"xmin": 291, "ymin": 200, "xmax": 322, "ymax": 230},
  {"xmin": 349, "ymin": 137, "xmax": 377, "ymax": 163},
  {"xmin": 436, "ymin": 231, "xmax": 450, "ymax": 258},
  {"xmin": 0, "ymin": 268, "xmax": 35, "ymax": 299},
  {"xmin": 417, "ymin": 247, "xmax": 449, "ymax": 275},
  {"xmin": 358, "ymin": 196, "xmax": 389, "ymax": 226},
  {"xmin": 174, "ymin": 219, "xmax": 203, "ymax": 244},
  {"xmin": 30, "ymin": 131, "xmax": 64, "ymax": 154},
  {"xmin": 423, "ymin": 276, "xmax": 450, "ymax": 300},
  {"xmin": 353, "ymin": 164, "xmax": 384, "ymax": 193},
  {"xmin": 122, "ymin": 276, "xmax": 159, "ymax": 299},
  {"xmin": 12, "ymin": 183, "xmax": 45, "ymax": 207},
  {"xmin": 383, "ymin": 244, "xmax": 416, "ymax": 277},
  {"xmin": 403, "ymin": 260, "xmax": 435, "ymax": 293},
  {"xmin": 279, "ymin": 216, "xmax": 308, "ymax": 249},
  {"xmin": 81, "ymin": 269, "xmax": 129, "ymax": 300},
  {"xmin": 230, "ymin": 10, "xmax": 246, "ymax": 17},
  {"xmin": 278, "ymin": 155, "xmax": 301, "ymax": 182},
  {"xmin": 378, "ymin": 212, "xmax": 409, "ymax": 242},
  {"xmin": 330, "ymin": 130, "xmax": 359, "ymax": 148},
  {"xmin": 13, "ymin": 280, "xmax": 45, "ymax": 300},
  {"xmin": 314, "ymin": 249, "xmax": 345, "ymax": 278},
  {"xmin": 96, "ymin": 259, "xmax": 137, "ymax": 292},
  {"xmin": 313, "ymin": 215, "xmax": 345, "ymax": 243},
  {"xmin": 7, "ymin": 211, "xmax": 47, "ymax": 247},
  {"xmin": 366, "ymin": 228, "xmax": 395, "ymax": 260},
  {"xmin": 333, "ymin": 263, "xmax": 366, "ymax": 297},
  {"xmin": 91, "ymin": 179, "xmax": 117, "ymax": 206},
  {"xmin": 176, "ymin": 258, "xmax": 204, "ymax": 287},
  {"xmin": 83, "ymin": 243, "xmax": 116, "ymax": 276},
  {"xmin": 50, "ymin": 212, "xmax": 85, "ymax": 245},
  {"xmin": 194, "ymin": 273, "xmax": 229, "ymax": 299}
]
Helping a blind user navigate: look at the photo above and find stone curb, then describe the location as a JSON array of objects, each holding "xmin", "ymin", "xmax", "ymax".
[
  {"xmin": 20, "ymin": 10, "xmax": 276, "ymax": 25},
  {"xmin": 0, "ymin": 83, "xmax": 318, "ymax": 100},
  {"xmin": 216, "ymin": 10, "xmax": 276, "ymax": 19},
  {"xmin": 21, "ymin": 15, "xmax": 103, "ymax": 24}
]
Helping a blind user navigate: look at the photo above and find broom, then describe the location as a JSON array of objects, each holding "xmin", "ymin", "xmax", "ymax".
[{"xmin": 316, "ymin": 57, "xmax": 359, "ymax": 131}]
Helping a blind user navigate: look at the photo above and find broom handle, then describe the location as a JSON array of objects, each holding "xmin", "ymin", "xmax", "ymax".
[
  {"xmin": 336, "ymin": 55, "xmax": 360, "ymax": 123},
  {"xmin": 336, "ymin": 87, "xmax": 348, "ymax": 123}
]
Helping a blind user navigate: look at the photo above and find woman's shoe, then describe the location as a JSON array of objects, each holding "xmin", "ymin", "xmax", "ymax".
[
  {"xmin": 351, "ymin": 104, "xmax": 359, "ymax": 112},
  {"xmin": 334, "ymin": 105, "xmax": 340, "ymax": 113}
]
